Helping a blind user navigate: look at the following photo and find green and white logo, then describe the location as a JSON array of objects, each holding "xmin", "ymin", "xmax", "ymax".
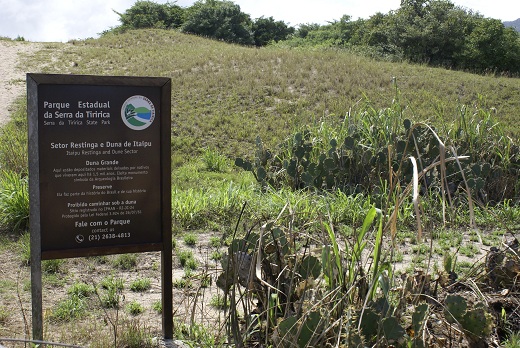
[{"xmin": 121, "ymin": 95, "xmax": 155, "ymax": 130}]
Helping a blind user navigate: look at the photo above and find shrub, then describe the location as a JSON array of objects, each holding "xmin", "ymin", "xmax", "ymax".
[
  {"xmin": 51, "ymin": 295, "xmax": 87, "ymax": 321},
  {"xmin": 152, "ymin": 300, "xmax": 162, "ymax": 314},
  {"xmin": 42, "ymin": 259, "xmax": 65, "ymax": 274},
  {"xmin": 99, "ymin": 276, "xmax": 124, "ymax": 308},
  {"xmin": 209, "ymin": 236, "xmax": 222, "ymax": 248},
  {"xmin": 112, "ymin": 253, "xmax": 138, "ymax": 270},
  {"xmin": 183, "ymin": 233, "xmax": 198, "ymax": 246},
  {"xmin": 178, "ymin": 249, "xmax": 195, "ymax": 268},
  {"xmin": 126, "ymin": 300, "xmax": 144, "ymax": 316},
  {"xmin": 130, "ymin": 278, "xmax": 152, "ymax": 292},
  {"xmin": 68, "ymin": 282, "xmax": 95, "ymax": 298}
]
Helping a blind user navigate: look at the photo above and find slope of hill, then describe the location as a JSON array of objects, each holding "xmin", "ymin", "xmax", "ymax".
[
  {"xmin": 0, "ymin": 40, "xmax": 42, "ymax": 125},
  {"xmin": 504, "ymin": 18, "xmax": 520, "ymax": 31},
  {"xmin": 26, "ymin": 29, "xmax": 520, "ymax": 160},
  {"xmin": 2, "ymin": 29, "xmax": 520, "ymax": 347}
]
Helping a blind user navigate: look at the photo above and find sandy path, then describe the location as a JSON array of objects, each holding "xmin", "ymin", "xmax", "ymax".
[{"xmin": 0, "ymin": 40, "xmax": 43, "ymax": 125}]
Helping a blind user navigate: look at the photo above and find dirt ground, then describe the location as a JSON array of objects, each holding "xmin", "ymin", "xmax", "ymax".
[
  {"xmin": 0, "ymin": 233, "xmax": 226, "ymax": 347},
  {"xmin": 0, "ymin": 40, "xmax": 43, "ymax": 125}
]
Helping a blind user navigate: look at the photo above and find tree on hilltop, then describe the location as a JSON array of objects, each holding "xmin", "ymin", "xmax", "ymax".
[
  {"xmin": 111, "ymin": 1, "xmax": 185, "ymax": 33},
  {"xmin": 252, "ymin": 16, "xmax": 294, "ymax": 47},
  {"xmin": 181, "ymin": 0, "xmax": 254, "ymax": 45}
]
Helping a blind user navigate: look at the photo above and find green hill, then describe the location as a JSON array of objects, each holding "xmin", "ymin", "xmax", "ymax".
[
  {"xmin": 2, "ymin": 28, "xmax": 518, "ymax": 348},
  {"xmin": 29, "ymin": 29, "xmax": 520, "ymax": 161}
]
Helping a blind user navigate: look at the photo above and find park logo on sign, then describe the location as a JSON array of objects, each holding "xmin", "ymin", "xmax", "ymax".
[{"xmin": 121, "ymin": 95, "xmax": 156, "ymax": 130}]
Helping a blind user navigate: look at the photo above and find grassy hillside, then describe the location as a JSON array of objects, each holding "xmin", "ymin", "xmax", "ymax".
[
  {"xmin": 2, "ymin": 29, "xmax": 519, "ymax": 347},
  {"xmin": 28, "ymin": 29, "xmax": 519, "ymax": 162}
]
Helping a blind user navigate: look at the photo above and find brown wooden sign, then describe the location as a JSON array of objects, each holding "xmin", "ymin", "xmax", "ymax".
[
  {"xmin": 28, "ymin": 74, "xmax": 171, "ymax": 259},
  {"xmin": 27, "ymin": 73, "xmax": 173, "ymax": 340}
]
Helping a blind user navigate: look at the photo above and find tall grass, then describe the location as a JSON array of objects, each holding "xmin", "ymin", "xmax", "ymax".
[
  {"xmin": 0, "ymin": 98, "xmax": 28, "ymax": 174},
  {"xmin": 24, "ymin": 29, "xmax": 520, "ymax": 161},
  {"xmin": 0, "ymin": 170, "xmax": 29, "ymax": 232}
]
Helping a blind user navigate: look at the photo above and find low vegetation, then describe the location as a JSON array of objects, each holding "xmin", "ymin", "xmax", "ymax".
[
  {"xmin": 108, "ymin": 0, "xmax": 520, "ymax": 75},
  {"xmin": 0, "ymin": 22, "xmax": 519, "ymax": 347}
]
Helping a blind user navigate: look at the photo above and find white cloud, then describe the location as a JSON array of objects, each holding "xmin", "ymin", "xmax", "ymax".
[{"xmin": 0, "ymin": 0, "xmax": 135, "ymax": 42}]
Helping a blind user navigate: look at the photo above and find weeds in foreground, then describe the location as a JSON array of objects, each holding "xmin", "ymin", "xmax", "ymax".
[
  {"xmin": 117, "ymin": 320, "xmax": 155, "ymax": 348},
  {"xmin": 112, "ymin": 253, "xmax": 138, "ymax": 270},
  {"xmin": 126, "ymin": 300, "xmax": 144, "ymax": 316},
  {"xmin": 130, "ymin": 278, "xmax": 151, "ymax": 292},
  {"xmin": 183, "ymin": 233, "xmax": 198, "ymax": 246},
  {"xmin": 50, "ymin": 294, "xmax": 88, "ymax": 322},
  {"xmin": 213, "ymin": 109, "xmax": 517, "ymax": 346},
  {"xmin": 213, "ymin": 199, "xmax": 512, "ymax": 347}
]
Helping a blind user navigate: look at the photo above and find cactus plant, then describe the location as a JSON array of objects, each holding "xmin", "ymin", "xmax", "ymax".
[{"xmin": 444, "ymin": 294, "xmax": 493, "ymax": 346}]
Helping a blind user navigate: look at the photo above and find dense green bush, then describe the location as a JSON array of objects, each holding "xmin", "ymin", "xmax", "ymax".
[
  {"xmin": 251, "ymin": 16, "xmax": 294, "ymax": 46},
  {"xmin": 181, "ymin": 0, "xmax": 254, "ymax": 45},
  {"xmin": 283, "ymin": 0, "xmax": 520, "ymax": 74},
  {"xmin": 107, "ymin": 0, "xmax": 520, "ymax": 74},
  {"xmin": 111, "ymin": 0, "xmax": 185, "ymax": 33}
]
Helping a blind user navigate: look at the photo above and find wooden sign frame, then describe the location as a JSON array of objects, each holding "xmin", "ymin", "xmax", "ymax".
[{"xmin": 27, "ymin": 73, "xmax": 173, "ymax": 341}]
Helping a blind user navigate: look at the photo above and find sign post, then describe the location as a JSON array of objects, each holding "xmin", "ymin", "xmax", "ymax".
[{"xmin": 27, "ymin": 74, "xmax": 172, "ymax": 340}]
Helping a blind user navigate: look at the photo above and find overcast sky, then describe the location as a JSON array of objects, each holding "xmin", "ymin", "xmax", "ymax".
[{"xmin": 0, "ymin": 0, "xmax": 517, "ymax": 42}]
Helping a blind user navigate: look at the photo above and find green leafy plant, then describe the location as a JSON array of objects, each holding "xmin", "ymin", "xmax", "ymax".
[
  {"xmin": 42, "ymin": 259, "xmax": 65, "ymax": 274},
  {"xmin": 118, "ymin": 320, "xmax": 155, "ymax": 348},
  {"xmin": 209, "ymin": 236, "xmax": 222, "ymax": 248},
  {"xmin": 236, "ymin": 109, "xmax": 519, "ymax": 218},
  {"xmin": 202, "ymin": 147, "xmax": 229, "ymax": 172},
  {"xmin": 444, "ymin": 294, "xmax": 494, "ymax": 346},
  {"xmin": 130, "ymin": 278, "xmax": 152, "ymax": 292},
  {"xmin": 0, "ymin": 104, "xmax": 28, "ymax": 174},
  {"xmin": 216, "ymin": 205, "xmax": 402, "ymax": 346},
  {"xmin": 17, "ymin": 232, "xmax": 31, "ymax": 266},
  {"xmin": 126, "ymin": 300, "xmax": 144, "ymax": 316},
  {"xmin": 99, "ymin": 276, "xmax": 124, "ymax": 309},
  {"xmin": 173, "ymin": 278, "xmax": 191, "ymax": 289},
  {"xmin": 183, "ymin": 233, "xmax": 198, "ymax": 246},
  {"xmin": 184, "ymin": 258, "xmax": 198, "ymax": 271},
  {"xmin": 210, "ymin": 250, "xmax": 223, "ymax": 261},
  {"xmin": 209, "ymin": 294, "xmax": 228, "ymax": 310},
  {"xmin": 0, "ymin": 305, "xmax": 8, "ymax": 324},
  {"xmin": 51, "ymin": 282, "xmax": 95, "ymax": 322},
  {"xmin": 50, "ymin": 295, "xmax": 87, "ymax": 322},
  {"xmin": 178, "ymin": 249, "xmax": 197, "ymax": 268},
  {"xmin": 112, "ymin": 253, "xmax": 138, "ymax": 270},
  {"xmin": 152, "ymin": 300, "xmax": 162, "ymax": 314}
]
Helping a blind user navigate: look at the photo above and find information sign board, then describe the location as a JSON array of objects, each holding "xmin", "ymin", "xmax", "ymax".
[{"xmin": 28, "ymin": 74, "xmax": 171, "ymax": 258}]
